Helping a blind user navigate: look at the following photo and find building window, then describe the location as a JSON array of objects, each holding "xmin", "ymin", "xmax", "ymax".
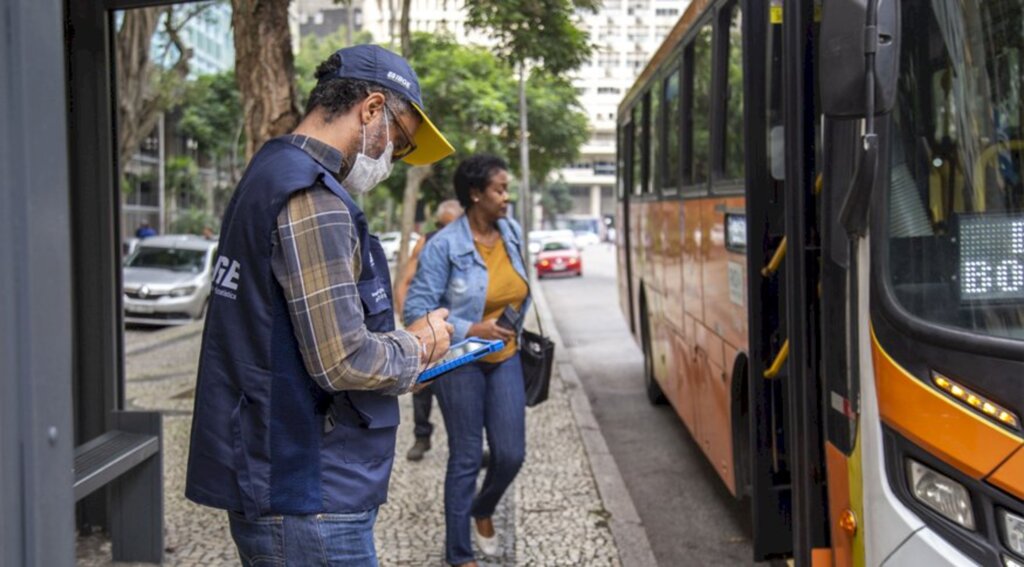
[
  {"xmin": 655, "ymin": 8, "xmax": 679, "ymax": 16},
  {"xmin": 597, "ymin": 86, "xmax": 621, "ymax": 95}
]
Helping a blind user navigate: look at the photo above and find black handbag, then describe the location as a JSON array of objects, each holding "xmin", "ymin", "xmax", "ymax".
[{"xmin": 519, "ymin": 308, "xmax": 554, "ymax": 407}]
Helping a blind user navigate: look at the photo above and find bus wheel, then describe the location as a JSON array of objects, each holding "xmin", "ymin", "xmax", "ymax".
[{"xmin": 641, "ymin": 298, "xmax": 667, "ymax": 405}]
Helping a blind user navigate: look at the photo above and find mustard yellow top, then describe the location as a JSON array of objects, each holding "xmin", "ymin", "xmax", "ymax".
[{"xmin": 475, "ymin": 239, "xmax": 528, "ymax": 363}]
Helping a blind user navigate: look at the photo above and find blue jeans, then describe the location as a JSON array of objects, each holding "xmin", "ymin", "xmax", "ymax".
[
  {"xmin": 433, "ymin": 354, "xmax": 526, "ymax": 565},
  {"xmin": 228, "ymin": 508, "xmax": 379, "ymax": 566}
]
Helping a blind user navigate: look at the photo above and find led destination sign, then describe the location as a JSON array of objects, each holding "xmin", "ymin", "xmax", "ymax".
[{"xmin": 959, "ymin": 214, "xmax": 1024, "ymax": 302}]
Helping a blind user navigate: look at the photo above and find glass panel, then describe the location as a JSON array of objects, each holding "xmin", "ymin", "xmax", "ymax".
[
  {"xmin": 888, "ymin": 0, "xmax": 1024, "ymax": 340},
  {"xmin": 617, "ymin": 124, "xmax": 626, "ymax": 199},
  {"xmin": 724, "ymin": 5, "xmax": 745, "ymax": 180},
  {"xmin": 663, "ymin": 66, "xmax": 682, "ymax": 191},
  {"xmin": 650, "ymin": 81, "xmax": 661, "ymax": 193},
  {"xmin": 633, "ymin": 105, "xmax": 644, "ymax": 195},
  {"xmin": 692, "ymin": 24, "xmax": 713, "ymax": 185}
]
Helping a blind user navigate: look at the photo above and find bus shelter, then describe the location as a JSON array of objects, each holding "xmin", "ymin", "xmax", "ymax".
[{"xmin": 1, "ymin": 0, "xmax": 188, "ymax": 563}]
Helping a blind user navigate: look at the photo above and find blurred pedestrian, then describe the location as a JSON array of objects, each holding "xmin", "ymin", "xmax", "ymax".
[
  {"xmin": 135, "ymin": 221, "xmax": 156, "ymax": 239},
  {"xmin": 404, "ymin": 154, "xmax": 529, "ymax": 566},
  {"xmin": 185, "ymin": 44, "xmax": 456, "ymax": 567},
  {"xmin": 395, "ymin": 199, "xmax": 464, "ymax": 462}
]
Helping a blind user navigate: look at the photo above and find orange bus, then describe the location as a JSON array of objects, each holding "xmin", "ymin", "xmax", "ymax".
[{"xmin": 616, "ymin": 0, "xmax": 1024, "ymax": 565}]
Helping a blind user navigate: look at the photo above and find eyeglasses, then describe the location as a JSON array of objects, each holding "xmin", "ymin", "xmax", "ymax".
[{"xmin": 383, "ymin": 100, "xmax": 417, "ymax": 162}]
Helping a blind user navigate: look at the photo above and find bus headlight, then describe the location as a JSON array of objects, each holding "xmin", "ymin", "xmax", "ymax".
[
  {"xmin": 1005, "ymin": 555, "xmax": 1024, "ymax": 567},
  {"xmin": 906, "ymin": 459, "xmax": 975, "ymax": 530},
  {"xmin": 1001, "ymin": 509, "xmax": 1024, "ymax": 558}
]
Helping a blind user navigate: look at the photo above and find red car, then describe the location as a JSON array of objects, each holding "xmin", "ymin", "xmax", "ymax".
[{"xmin": 535, "ymin": 240, "xmax": 582, "ymax": 278}]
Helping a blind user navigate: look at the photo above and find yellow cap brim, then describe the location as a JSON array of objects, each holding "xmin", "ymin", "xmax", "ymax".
[{"xmin": 402, "ymin": 103, "xmax": 455, "ymax": 166}]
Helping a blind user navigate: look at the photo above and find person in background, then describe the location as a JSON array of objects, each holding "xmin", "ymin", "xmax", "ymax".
[
  {"xmin": 404, "ymin": 154, "xmax": 530, "ymax": 566},
  {"xmin": 185, "ymin": 45, "xmax": 456, "ymax": 566},
  {"xmin": 395, "ymin": 199, "xmax": 464, "ymax": 462},
  {"xmin": 135, "ymin": 221, "xmax": 156, "ymax": 239}
]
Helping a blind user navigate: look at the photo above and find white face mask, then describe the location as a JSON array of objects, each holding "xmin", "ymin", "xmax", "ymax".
[{"xmin": 343, "ymin": 107, "xmax": 395, "ymax": 195}]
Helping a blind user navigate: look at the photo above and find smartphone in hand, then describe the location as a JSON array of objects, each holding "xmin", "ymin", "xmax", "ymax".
[{"xmin": 496, "ymin": 305, "xmax": 520, "ymax": 331}]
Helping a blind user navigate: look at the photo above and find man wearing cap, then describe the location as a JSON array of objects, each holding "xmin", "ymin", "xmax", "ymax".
[{"xmin": 185, "ymin": 45, "xmax": 455, "ymax": 565}]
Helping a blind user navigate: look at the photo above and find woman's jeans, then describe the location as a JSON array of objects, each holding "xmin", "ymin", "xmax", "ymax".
[
  {"xmin": 227, "ymin": 508, "xmax": 379, "ymax": 566},
  {"xmin": 433, "ymin": 353, "xmax": 526, "ymax": 565}
]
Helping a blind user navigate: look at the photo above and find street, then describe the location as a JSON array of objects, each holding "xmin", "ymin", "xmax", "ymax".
[{"xmin": 540, "ymin": 244, "xmax": 758, "ymax": 566}]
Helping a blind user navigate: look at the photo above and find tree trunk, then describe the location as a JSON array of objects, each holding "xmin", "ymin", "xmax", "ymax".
[
  {"xmin": 231, "ymin": 0, "xmax": 302, "ymax": 161},
  {"xmin": 396, "ymin": 165, "xmax": 432, "ymax": 281},
  {"xmin": 400, "ymin": 0, "xmax": 412, "ymax": 57},
  {"xmin": 344, "ymin": 0, "xmax": 355, "ymax": 46}
]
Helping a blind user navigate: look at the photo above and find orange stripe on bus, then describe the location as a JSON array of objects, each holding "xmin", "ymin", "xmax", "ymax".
[
  {"xmin": 825, "ymin": 443, "xmax": 853, "ymax": 567},
  {"xmin": 987, "ymin": 446, "xmax": 1024, "ymax": 501},
  {"xmin": 871, "ymin": 330, "xmax": 1023, "ymax": 479}
]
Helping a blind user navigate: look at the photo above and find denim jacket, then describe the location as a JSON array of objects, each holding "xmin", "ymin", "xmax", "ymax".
[{"xmin": 402, "ymin": 215, "xmax": 531, "ymax": 343}]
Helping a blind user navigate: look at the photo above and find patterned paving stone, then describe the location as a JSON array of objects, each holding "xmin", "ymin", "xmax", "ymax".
[{"xmin": 77, "ymin": 320, "xmax": 620, "ymax": 566}]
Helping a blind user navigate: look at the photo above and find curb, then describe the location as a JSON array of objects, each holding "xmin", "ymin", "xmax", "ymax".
[{"xmin": 530, "ymin": 276, "xmax": 659, "ymax": 567}]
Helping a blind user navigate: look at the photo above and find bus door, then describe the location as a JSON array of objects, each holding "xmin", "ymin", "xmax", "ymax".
[{"xmin": 741, "ymin": 0, "xmax": 819, "ymax": 556}]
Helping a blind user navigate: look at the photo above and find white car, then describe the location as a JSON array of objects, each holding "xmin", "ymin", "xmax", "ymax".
[
  {"xmin": 573, "ymin": 231, "xmax": 601, "ymax": 248},
  {"xmin": 379, "ymin": 231, "xmax": 420, "ymax": 261},
  {"xmin": 122, "ymin": 235, "xmax": 218, "ymax": 325}
]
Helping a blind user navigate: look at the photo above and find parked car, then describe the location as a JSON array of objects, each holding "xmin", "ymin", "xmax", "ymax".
[
  {"xmin": 379, "ymin": 231, "xmax": 420, "ymax": 261},
  {"xmin": 535, "ymin": 239, "xmax": 582, "ymax": 278},
  {"xmin": 122, "ymin": 235, "xmax": 218, "ymax": 325}
]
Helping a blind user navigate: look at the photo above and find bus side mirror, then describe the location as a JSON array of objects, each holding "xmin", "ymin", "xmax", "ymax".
[{"xmin": 819, "ymin": 0, "xmax": 899, "ymax": 118}]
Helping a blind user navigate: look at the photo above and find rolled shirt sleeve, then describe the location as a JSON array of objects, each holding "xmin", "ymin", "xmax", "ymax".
[{"xmin": 271, "ymin": 186, "xmax": 420, "ymax": 395}]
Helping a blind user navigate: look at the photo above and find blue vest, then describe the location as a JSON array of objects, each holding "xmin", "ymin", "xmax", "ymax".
[{"xmin": 185, "ymin": 139, "xmax": 400, "ymax": 518}]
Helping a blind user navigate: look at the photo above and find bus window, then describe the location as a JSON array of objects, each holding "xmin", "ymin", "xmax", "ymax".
[
  {"xmin": 617, "ymin": 123, "xmax": 626, "ymax": 200},
  {"xmin": 650, "ymin": 81, "xmax": 662, "ymax": 193},
  {"xmin": 692, "ymin": 23, "xmax": 713, "ymax": 186},
  {"xmin": 887, "ymin": 0, "xmax": 1024, "ymax": 341},
  {"xmin": 663, "ymin": 61, "xmax": 682, "ymax": 194},
  {"xmin": 723, "ymin": 3, "xmax": 744, "ymax": 181},
  {"xmin": 633, "ymin": 103, "xmax": 644, "ymax": 196}
]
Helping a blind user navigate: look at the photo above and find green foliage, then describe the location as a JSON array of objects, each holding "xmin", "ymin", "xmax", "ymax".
[
  {"xmin": 539, "ymin": 179, "xmax": 574, "ymax": 220},
  {"xmin": 170, "ymin": 207, "xmax": 219, "ymax": 235},
  {"xmin": 179, "ymin": 71, "xmax": 243, "ymax": 159},
  {"xmin": 464, "ymin": 0, "xmax": 600, "ymax": 74},
  {"xmin": 166, "ymin": 155, "xmax": 205, "ymax": 208},
  {"xmin": 505, "ymin": 70, "xmax": 589, "ymax": 185}
]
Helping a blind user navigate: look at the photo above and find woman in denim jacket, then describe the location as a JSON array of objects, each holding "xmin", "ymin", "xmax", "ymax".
[{"xmin": 403, "ymin": 154, "xmax": 530, "ymax": 566}]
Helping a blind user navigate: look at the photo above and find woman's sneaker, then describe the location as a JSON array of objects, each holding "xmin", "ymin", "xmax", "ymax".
[{"xmin": 473, "ymin": 519, "xmax": 499, "ymax": 557}]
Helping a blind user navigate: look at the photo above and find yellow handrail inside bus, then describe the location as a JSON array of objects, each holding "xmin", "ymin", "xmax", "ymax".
[
  {"xmin": 763, "ymin": 339, "xmax": 790, "ymax": 379},
  {"xmin": 974, "ymin": 140, "xmax": 1024, "ymax": 212},
  {"xmin": 761, "ymin": 236, "xmax": 788, "ymax": 277},
  {"xmin": 814, "ymin": 173, "xmax": 823, "ymax": 195}
]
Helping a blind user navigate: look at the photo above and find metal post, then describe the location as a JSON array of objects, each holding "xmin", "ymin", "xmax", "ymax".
[
  {"xmin": 158, "ymin": 112, "xmax": 166, "ymax": 234},
  {"xmin": 518, "ymin": 62, "xmax": 532, "ymax": 238},
  {"xmin": 0, "ymin": 0, "xmax": 76, "ymax": 564}
]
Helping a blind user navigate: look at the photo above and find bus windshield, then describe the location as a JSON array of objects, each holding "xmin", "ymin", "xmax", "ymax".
[{"xmin": 888, "ymin": 0, "xmax": 1024, "ymax": 340}]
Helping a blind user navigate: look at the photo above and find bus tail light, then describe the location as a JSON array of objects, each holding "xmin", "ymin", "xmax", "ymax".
[
  {"xmin": 1001, "ymin": 509, "xmax": 1024, "ymax": 559},
  {"xmin": 906, "ymin": 459, "xmax": 975, "ymax": 530},
  {"xmin": 931, "ymin": 372, "xmax": 1020, "ymax": 431}
]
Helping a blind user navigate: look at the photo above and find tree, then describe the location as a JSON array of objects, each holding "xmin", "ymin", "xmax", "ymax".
[
  {"xmin": 116, "ymin": 5, "xmax": 208, "ymax": 177},
  {"xmin": 231, "ymin": 0, "xmax": 303, "ymax": 160},
  {"xmin": 464, "ymin": 0, "xmax": 600, "ymax": 232},
  {"xmin": 540, "ymin": 179, "xmax": 574, "ymax": 223},
  {"xmin": 505, "ymin": 70, "xmax": 589, "ymax": 187},
  {"xmin": 179, "ymin": 71, "xmax": 245, "ymax": 183}
]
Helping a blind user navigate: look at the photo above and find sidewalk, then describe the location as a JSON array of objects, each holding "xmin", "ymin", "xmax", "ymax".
[{"xmin": 77, "ymin": 281, "xmax": 639, "ymax": 566}]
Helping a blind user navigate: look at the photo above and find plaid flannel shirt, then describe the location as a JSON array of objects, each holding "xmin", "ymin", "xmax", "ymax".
[{"xmin": 269, "ymin": 134, "xmax": 420, "ymax": 395}]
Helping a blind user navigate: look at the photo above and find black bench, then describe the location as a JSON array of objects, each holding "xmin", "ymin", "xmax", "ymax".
[{"xmin": 74, "ymin": 411, "xmax": 163, "ymax": 563}]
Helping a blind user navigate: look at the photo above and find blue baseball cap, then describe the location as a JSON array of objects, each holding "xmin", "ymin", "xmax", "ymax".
[{"xmin": 324, "ymin": 44, "xmax": 454, "ymax": 166}]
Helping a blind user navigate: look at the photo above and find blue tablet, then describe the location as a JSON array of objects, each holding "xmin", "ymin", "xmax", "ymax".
[{"xmin": 417, "ymin": 338, "xmax": 505, "ymax": 383}]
